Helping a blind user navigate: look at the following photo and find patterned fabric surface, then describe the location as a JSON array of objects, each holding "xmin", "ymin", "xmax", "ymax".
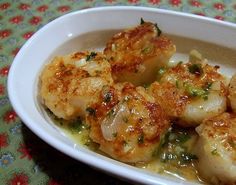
[{"xmin": 0, "ymin": 0, "xmax": 235, "ymax": 185}]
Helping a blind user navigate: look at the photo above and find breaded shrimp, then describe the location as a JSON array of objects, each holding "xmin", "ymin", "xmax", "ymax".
[
  {"xmin": 40, "ymin": 51, "xmax": 113, "ymax": 120},
  {"xmin": 148, "ymin": 61, "xmax": 227, "ymax": 127},
  {"xmin": 104, "ymin": 21, "xmax": 176, "ymax": 86},
  {"xmin": 195, "ymin": 113, "xmax": 236, "ymax": 185},
  {"xmin": 86, "ymin": 82, "xmax": 170, "ymax": 163}
]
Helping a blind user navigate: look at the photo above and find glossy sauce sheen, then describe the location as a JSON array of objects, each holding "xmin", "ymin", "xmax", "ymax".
[{"xmin": 47, "ymin": 30, "xmax": 236, "ymax": 184}]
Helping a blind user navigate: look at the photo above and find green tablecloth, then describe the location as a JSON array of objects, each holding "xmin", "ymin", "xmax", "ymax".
[{"xmin": 0, "ymin": 0, "xmax": 235, "ymax": 184}]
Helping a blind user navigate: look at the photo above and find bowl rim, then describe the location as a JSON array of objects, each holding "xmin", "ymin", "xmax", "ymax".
[{"xmin": 7, "ymin": 6, "xmax": 236, "ymax": 185}]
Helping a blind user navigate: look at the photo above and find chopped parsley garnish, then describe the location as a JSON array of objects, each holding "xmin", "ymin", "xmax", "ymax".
[
  {"xmin": 140, "ymin": 18, "xmax": 145, "ymax": 24},
  {"xmin": 157, "ymin": 67, "xmax": 166, "ymax": 80},
  {"xmin": 112, "ymin": 132, "xmax": 117, "ymax": 138},
  {"xmin": 176, "ymin": 80, "xmax": 180, "ymax": 88},
  {"xmin": 108, "ymin": 108, "xmax": 115, "ymax": 118},
  {"xmin": 180, "ymin": 152, "xmax": 198, "ymax": 163},
  {"xmin": 177, "ymin": 61, "xmax": 183, "ymax": 65},
  {"xmin": 140, "ymin": 18, "xmax": 162, "ymax": 36},
  {"xmin": 211, "ymin": 149, "xmax": 219, "ymax": 156},
  {"xmin": 86, "ymin": 52, "xmax": 97, "ymax": 61},
  {"xmin": 156, "ymin": 128, "xmax": 198, "ymax": 166},
  {"xmin": 168, "ymin": 131, "xmax": 190, "ymax": 144},
  {"xmin": 175, "ymin": 132, "xmax": 191, "ymax": 143},
  {"xmin": 154, "ymin": 23, "xmax": 162, "ymax": 37},
  {"xmin": 69, "ymin": 117, "xmax": 83, "ymax": 132},
  {"xmin": 185, "ymin": 85, "xmax": 208, "ymax": 98},
  {"xmin": 141, "ymin": 46, "xmax": 152, "ymax": 54},
  {"xmin": 86, "ymin": 107, "xmax": 96, "ymax": 116},
  {"xmin": 188, "ymin": 63, "xmax": 203, "ymax": 76},
  {"xmin": 103, "ymin": 91, "xmax": 112, "ymax": 102},
  {"xmin": 138, "ymin": 133, "xmax": 144, "ymax": 144},
  {"xmin": 123, "ymin": 140, "xmax": 128, "ymax": 146},
  {"xmin": 142, "ymin": 84, "xmax": 150, "ymax": 89},
  {"xmin": 203, "ymin": 82, "xmax": 213, "ymax": 91}
]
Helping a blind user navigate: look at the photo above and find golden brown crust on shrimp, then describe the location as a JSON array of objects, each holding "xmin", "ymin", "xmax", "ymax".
[
  {"xmin": 195, "ymin": 113, "xmax": 236, "ymax": 185},
  {"xmin": 148, "ymin": 62, "xmax": 227, "ymax": 127},
  {"xmin": 86, "ymin": 83, "xmax": 170, "ymax": 163},
  {"xmin": 40, "ymin": 51, "xmax": 113, "ymax": 120},
  {"xmin": 104, "ymin": 22, "xmax": 176, "ymax": 86},
  {"xmin": 148, "ymin": 81, "xmax": 189, "ymax": 118}
]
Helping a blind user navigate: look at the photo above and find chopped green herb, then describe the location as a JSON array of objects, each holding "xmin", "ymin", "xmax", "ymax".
[
  {"xmin": 112, "ymin": 132, "xmax": 117, "ymax": 138},
  {"xmin": 103, "ymin": 91, "xmax": 112, "ymax": 102},
  {"xmin": 141, "ymin": 47, "xmax": 152, "ymax": 54},
  {"xmin": 157, "ymin": 67, "xmax": 166, "ymax": 80},
  {"xmin": 154, "ymin": 23, "xmax": 162, "ymax": 37},
  {"xmin": 69, "ymin": 117, "xmax": 83, "ymax": 132},
  {"xmin": 124, "ymin": 96, "xmax": 130, "ymax": 102},
  {"xmin": 138, "ymin": 133, "xmax": 144, "ymax": 144},
  {"xmin": 176, "ymin": 80, "xmax": 179, "ymax": 88},
  {"xmin": 188, "ymin": 64, "xmax": 203, "ymax": 76},
  {"xmin": 161, "ymin": 130, "xmax": 171, "ymax": 147},
  {"xmin": 108, "ymin": 108, "xmax": 115, "ymax": 118},
  {"xmin": 180, "ymin": 152, "xmax": 198, "ymax": 164},
  {"xmin": 185, "ymin": 83, "xmax": 212, "ymax": 100},
  {"xmin": 123, "ymin": 140, "xmax": 128, "ymax": 146},
  {"xmin": 167, "ymin": 130, "xmax": 190, "ymax": 144},
  {"xmin": 140, "ymin": 18, "xmax": 145, "ymax": 24},
  {"xmin": 185, "ymin": 85, "xmax": 207, "ymax": 98},
  {"xmin": 176, "ymin": 132, "xmax": 191, "ymax": 143},
  {"xmin": 142, "ymin": 84, "xmax": 150, "ymax": 89},
  {"xmin": 86, "ymin": 52, "xmax": 97, "ymax": 61},
  {"xmin": 86, "ymin": 107, "xmax": 96, "ymax": 116},
  {"xmin": 177, "ymin": 61, "xmax": 183, "ymax": 65},
  {"xmin": 211, "ymin": 149, "xmax": 219, "ymax": 156},
  {"xmin": 202, "ymin": 93, "xmax": 209, "ymax": 100},
  {"xmin": 152, "ymin": 130, "xmax": 171, "ymax": 157},
  {"xmin": 84, "ymin": 139, "xmax": 92, "ymax": 147},
  {"xmin": 203, "ymin": 82, "xmax": 213, "ymax": 91}
]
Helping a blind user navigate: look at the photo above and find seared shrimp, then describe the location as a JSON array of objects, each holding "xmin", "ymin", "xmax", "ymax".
[
  {"xmin": 229, "ymin": 74, "xmax": 236, "ymax": 112},
  {"xmin": 86, "ymin": 82, "xmax": 170, "ymax": 163},
  {"xmin": 195, "ymin": 113, "xmax": 236, "ymax": 185},
  {"xmin": 148, "ymin": 60, "xmax": 227, "ymax": 127},
  {"xmin": 40, "ymin": 51, "xmax": 113, "ymax": 120},
  {"xmin": 104, "ymin": 21, "xmax": 176, "ymax": 86}
]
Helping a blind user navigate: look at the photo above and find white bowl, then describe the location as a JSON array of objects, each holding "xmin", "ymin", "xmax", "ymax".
[{"xmin": 8, "ymin": 6, "xmax": 236, "ymax": 185}]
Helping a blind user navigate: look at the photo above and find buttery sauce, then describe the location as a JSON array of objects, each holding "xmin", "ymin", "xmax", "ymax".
[
  {"xmin": 49, "ymin": 111, "xmax": 203, "ymax": 183},
  {"xmin": 45, "ymin": 30, "xmax": 236, "ymax": 184}
]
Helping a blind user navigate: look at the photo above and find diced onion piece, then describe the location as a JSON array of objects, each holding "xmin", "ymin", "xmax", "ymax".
[{"xmin": 101, "ymin": 103, "xmax": 130, "ymax": 141}]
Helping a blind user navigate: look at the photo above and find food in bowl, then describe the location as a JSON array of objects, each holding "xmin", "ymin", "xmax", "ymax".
[
  {"xmin": 40, "ymin": 51, "xmax": 113, "ymax": 120},
  {"xmin": 104, "ymin": 20, "xmax": 176, "ymax": 86},
  {"xmin": 39, "ymin": 20, "xmax": 236, "ymax": 185}
]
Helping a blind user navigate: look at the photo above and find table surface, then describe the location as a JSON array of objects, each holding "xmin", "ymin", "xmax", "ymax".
[{"xmin": 0, "ymin": 0, "xmax": 236, "ymax": 184}]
